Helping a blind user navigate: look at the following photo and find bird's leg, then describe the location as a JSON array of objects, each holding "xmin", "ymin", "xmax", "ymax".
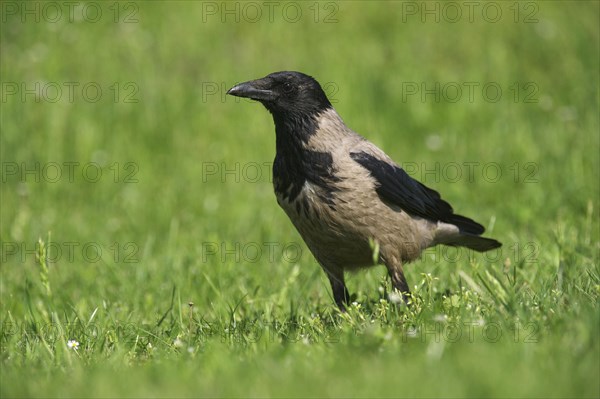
[
  {"xmin": 386, "ymin": 262, "xmax": 411, "ymax": 302},
  {"xmin": 326, "ymin": 271, "xmax": 350, "ymax": 311}
]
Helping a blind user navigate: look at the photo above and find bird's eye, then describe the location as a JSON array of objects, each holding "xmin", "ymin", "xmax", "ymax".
[{"xmin": 282, "ymin": 82, "xmax": 294, "ymax": 94}]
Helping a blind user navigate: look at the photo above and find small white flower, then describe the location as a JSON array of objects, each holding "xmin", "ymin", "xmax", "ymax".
[
  {"xmin": 406, "ymin": 327, "xmax": 418, "ymax": 338},
  {"xmin": 388, "ymin": 291, "xmax": 403, "ymax": 304},
  {"xmin": 433, "ymin": 314, "xmax": 447, "ymax": 323},
  {"xmin": 187, "ymin": 346, "xmax": 194, "ymax": 354},
  {"xmin": 67, "ymin": 340, "xmax": 79, "ymax": 350},
  {"xmin": 173, "ymin": 338, "xmax": 184, "ymax": 348}
]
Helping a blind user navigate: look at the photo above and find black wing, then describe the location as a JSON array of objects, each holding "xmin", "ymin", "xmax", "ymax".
[{"xmin": 350, "ymin": 151, "xmax": 485, "ymax": 235}]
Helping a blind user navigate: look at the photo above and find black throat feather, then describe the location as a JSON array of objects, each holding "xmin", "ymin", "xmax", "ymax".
[{"xmin": 270, "ymin": 107, "xmax": 341, "ymax": 211}]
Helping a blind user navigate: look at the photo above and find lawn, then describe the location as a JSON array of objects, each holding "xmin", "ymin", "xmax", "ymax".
[{"xmin": 1, "ymin": 1, "xmax": 599, "ymax": 397}]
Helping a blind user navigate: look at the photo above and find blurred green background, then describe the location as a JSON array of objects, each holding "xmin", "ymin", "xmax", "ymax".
[{"xmin": 1, "ymin": 1, "xmax": 599, "ymax": 398}]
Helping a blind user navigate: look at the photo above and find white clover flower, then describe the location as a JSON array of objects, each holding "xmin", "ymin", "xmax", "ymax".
[
  {"xmin": 67, "ymin": 340, "xmax": 79, "ymax": 350},
  {"xmin": 173, "ymin": 338, "xmax": 184, "ymax": 348}
]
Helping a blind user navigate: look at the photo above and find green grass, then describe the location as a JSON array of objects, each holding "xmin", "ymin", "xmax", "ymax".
[{"xmin": 1, "ymin": 1, "xmax": 599, "ymax": 397}]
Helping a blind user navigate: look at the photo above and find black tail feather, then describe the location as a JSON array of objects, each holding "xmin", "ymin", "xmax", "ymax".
[
  {"xmin": 445, "ymin": 214, "xmax": 485, "ymax": 235},
  {"xmin": 447, "ymin": 233, "xmax": 502, "ymax": 252}
]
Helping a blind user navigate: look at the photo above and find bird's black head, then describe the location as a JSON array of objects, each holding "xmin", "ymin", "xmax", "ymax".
[{"xmin": 227, "ymin": 71, "xmax": 332, "ymax": 116}]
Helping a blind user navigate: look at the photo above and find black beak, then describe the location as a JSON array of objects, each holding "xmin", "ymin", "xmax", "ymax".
[{"xmin": 227, "ymin": 79, "xmax": 277, "ymax": 102}]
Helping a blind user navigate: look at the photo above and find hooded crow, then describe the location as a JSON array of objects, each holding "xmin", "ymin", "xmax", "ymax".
[{"xmin": 227, "ymin": 71, "xmax": 501, "ymax": 310}]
